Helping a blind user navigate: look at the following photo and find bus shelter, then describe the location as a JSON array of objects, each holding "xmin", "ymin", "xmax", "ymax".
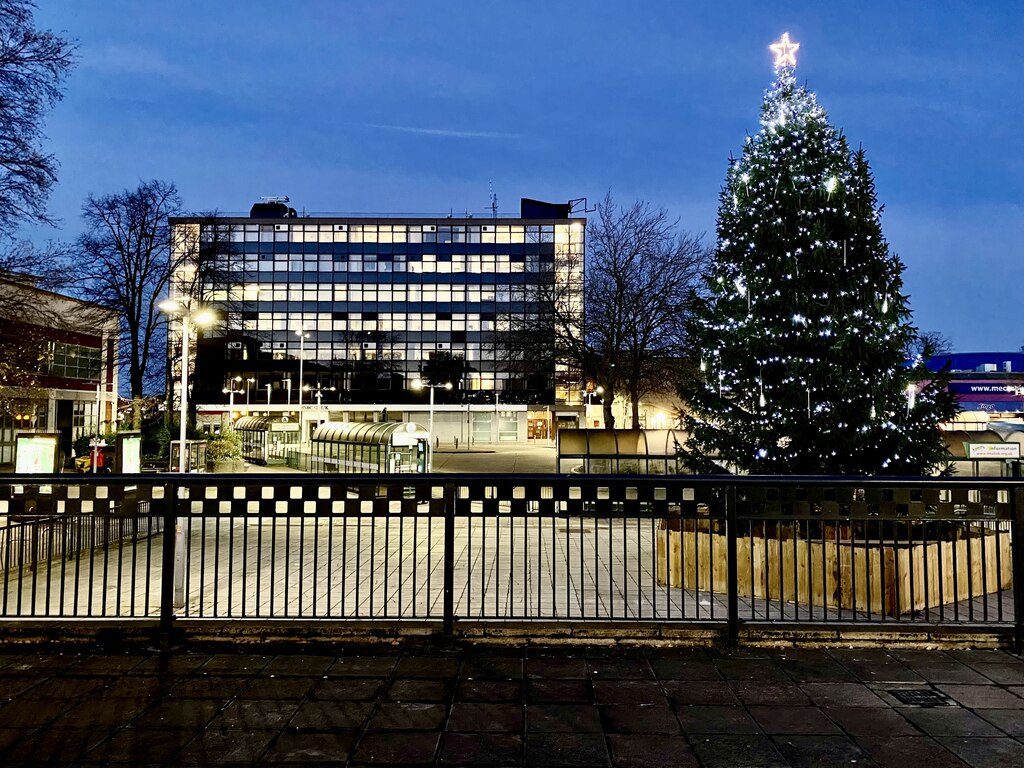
[
  {"xmin": 310, "ymin": 421, "xmax": 429, "ymax": 474},
  {"xmin": 234, "ymin": 416, "xmax": 270, "ymax": 464},
  {"xmin": 556, "ymin": 429, "xmax": 691, "ymax": 474}
]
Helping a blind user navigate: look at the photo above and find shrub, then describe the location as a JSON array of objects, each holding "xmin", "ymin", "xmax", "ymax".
[{"xmin": 206, "ymin": 426, "xmax": 242, "ymax": 462}]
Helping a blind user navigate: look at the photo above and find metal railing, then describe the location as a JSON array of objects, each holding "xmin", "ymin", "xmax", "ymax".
[
  {"xmin": 0, "ymin": 503, "xmax": 158, "ymax": 572},
  {"xmin": 0, "ymin": 473, "xmax": 1020, "ymax": 647}
]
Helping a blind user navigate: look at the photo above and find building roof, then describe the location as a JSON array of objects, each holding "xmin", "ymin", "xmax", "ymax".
[
  {"xmin": 233, "ymin": 416, "xmax": 271, "ymax": 431},
  {"xmin": 925, "ymin": 352, "xmax": 1024, "ymax": 374},
  {"xmin": 312, "ymin": 421, "xmax": 428, "ymax": 445}
]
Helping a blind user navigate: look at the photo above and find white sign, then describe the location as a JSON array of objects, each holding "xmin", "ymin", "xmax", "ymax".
[
  {"xmin": 121, "ymin": 435, "xmax": 141, "ymax": 474},
  {"xmin": 966, "ymin": 443, "xmax": 1021, "ymax": 459},
  {"xmin": 15, "ymin": 435, "xmax": 58, "ymax": 473}
]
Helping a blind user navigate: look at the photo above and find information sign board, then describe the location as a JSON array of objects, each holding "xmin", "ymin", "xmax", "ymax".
[{"xmin": 965, "ymin": 442, "xmax": 1021, "ymax": 459}]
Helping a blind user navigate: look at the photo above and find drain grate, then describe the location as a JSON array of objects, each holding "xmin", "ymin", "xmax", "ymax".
[{"xmin": 888, "ymin": 688, "xmax": 950, "ymax": 706}]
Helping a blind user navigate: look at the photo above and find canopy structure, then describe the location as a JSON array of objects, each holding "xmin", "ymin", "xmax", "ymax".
[
  {"xmin": 234, "ymin": 416, "xmax": 271, "ymax": 431},
  {"xmin": 310, "ymin": 421, "xmax": 429, "ymax": 474},
  {"xmin": 312, "ymin": 421, "xmax": 427, "ymax": 445}
]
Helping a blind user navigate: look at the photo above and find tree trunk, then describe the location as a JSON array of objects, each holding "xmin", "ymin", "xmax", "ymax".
[
  {"xmin": 132, "ymin": 396, "xmax": 142, "ymax": 430},
  {"xmin": 631, "ymin": 397, "xmax": 640, "ymax": 430},
  {"xmin": 603, "ymin": 387, "xmax": 615, "ymax": 429}
]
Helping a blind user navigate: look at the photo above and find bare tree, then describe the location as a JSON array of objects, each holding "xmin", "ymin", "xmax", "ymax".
[
  {"xmin": 588, "ymin": 196, "xmax": 709, "ymax": 426},
  {"xmin": 907, "ymin": 330, "xmax": 953, "ymax": 359},
  {"xmin": 501, "ymin": 195, "xmax": 708, "ymax": 428},
  {"xmin": 76, "ymin": 180, "xmax": 183, "ymax": 428},
  {"xmin": 0, "ymin": 0, "xmax": 76, "ymax": 235}
]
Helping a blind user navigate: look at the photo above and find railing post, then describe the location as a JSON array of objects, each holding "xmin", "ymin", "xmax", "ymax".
[
  {"xmin": 726, "ymin": 483, "xmax": 740, "ymax": 647},
  {"xmin": 159, "ymin": 481, "xmax": 177, "ymax": 649},
  {"xmin": 1013, "ymin": 486, "xmax": 1024, "ymax": 654},
  {"xmin": 443, "ymin": 481, "xmax": 456, "ymax": 638}
]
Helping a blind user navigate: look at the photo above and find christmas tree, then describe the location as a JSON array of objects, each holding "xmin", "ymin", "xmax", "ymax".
[{"xmin": 681, "ymin": 34, "xmax": 956, "ymax": 475}]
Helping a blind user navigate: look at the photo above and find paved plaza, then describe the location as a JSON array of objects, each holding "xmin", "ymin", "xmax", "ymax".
[
  {"xmin": 3, "ymin": 514, "xmax": 724, "ymax": 621},
  {"xmin": 0, "ymin": 644, "xmax": 1023, "ymax": 766},
  {"xmin": 431, "ymin": 444, "xmax": 558, "ymax": 474}
]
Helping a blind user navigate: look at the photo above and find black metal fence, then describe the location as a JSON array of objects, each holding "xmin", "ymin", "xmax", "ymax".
[{"xmin": 0, "ymin": 473, "xmax": 1020, "ymax": 647}]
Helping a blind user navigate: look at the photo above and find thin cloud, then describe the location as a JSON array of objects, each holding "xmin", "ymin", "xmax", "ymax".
[
  {"xmin": 83, "ymin": 43, "xmax": 184, "ymax": 79},
  {"xmin": 366, "ymin": 123, "xmax": 520, "ymax": 140}
]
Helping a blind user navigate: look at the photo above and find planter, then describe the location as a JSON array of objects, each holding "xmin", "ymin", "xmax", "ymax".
[
  {"xmin": 656, "ymin": 523, "xmax": 1012, "ymax": 617},
  {"xmin": 207, "ymin": 458, "xmax": 247, "ymax": 473}
]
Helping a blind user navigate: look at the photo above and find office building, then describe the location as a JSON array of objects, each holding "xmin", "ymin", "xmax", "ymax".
[{"xmin": 169, "ymin": 198, "xmax": 585, "ymax": 449}]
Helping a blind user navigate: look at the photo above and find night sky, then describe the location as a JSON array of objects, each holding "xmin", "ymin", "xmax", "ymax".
[{"xmin": 33, "ymin": 1, "xmax": 1024, "ymax": 351}]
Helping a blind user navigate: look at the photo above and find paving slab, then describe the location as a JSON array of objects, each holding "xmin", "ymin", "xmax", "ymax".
[
  {"xmin": 773, "ymin": 734, "xmax": 876, "ymax": 768},
  {"xmin": 855, "ymin": 736, "xmax": 970, "ymax": 768},
  {"xmin": 438, "ymin": 732, "xmax": 521, "ymax": 766},
  {"xmin": 749, "ymin": 705, "xmax": 843, "ymax": 735},
  {"xmin": 936, "ymin": 737, "xmax": 1024, "ymax": 768},
  {"xmin": 689, "ymin": 734, "xmax": 789, "ymax": 767},
  {"xmin": 607, "ymin": 733, "xmax": 699, "ymax": 768}
]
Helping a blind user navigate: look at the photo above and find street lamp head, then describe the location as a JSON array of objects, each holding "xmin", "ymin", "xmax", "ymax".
[
  {"xmin": 157, "ymin": 298, "xmax": 181, "ymax": 313},
  {"xmin": 295, "ymin": 329, "xmax": 308, "ymax": 338},
  {"xmin": 233, "ymin": 375, "xmax": 242, "ymax": 383},
  {"xmin": 412, "ymin": 379, "xmax": 424, "ymax": 390},
  {"xmin": 246, "ymin": 377, "xmax": 255, "ymax": 384},
  {"xmin": 222, "ymin": 387, "xmax": 229, "ymax": 394},
  {"xmin": 192, "ymin": 309, "xmax": 216, "ymax": 327},
  {"xmin": 596, "ymin": 386, "xmax": 604, "ymax": 394},
  {"xmin": 443, "ymin": 382, "xmax": 453, "ymax": 390}
]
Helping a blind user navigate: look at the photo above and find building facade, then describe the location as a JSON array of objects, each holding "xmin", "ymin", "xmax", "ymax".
[
  {"xmin": 925, "ymin": 352, "xmax": 1024, "ymax": 417},
  {"xmin": 0, "ymin": 276, "xmax": 119, "ymax": 466},
  {"xmin": 169, "ymin": 198, "xmax": 584, "ymax": 445}
]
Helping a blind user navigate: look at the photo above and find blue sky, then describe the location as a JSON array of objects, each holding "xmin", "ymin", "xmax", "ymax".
[{"xmin": 33, "ymin": 1, "xmax": 1024, "ymax": 351}]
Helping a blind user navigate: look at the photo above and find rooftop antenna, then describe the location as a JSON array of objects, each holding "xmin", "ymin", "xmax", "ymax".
[
  {"xmin": 568, "ymin": 197, "xmax": 595, "ymax": 215},
  {"xmin": 489, "ymin": 181, "xmax": 498, "ymax": 219}
]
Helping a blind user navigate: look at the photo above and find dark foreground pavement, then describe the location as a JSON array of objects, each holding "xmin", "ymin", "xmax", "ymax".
[{"xmin": 1, "ymin": 644, "xmax": 1023, "ymax": 767}]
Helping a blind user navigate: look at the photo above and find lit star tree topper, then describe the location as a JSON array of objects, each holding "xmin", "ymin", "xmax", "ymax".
[
  {"xmin": 679, "ymin": 35, "xmax": 957, "ymax": 475},
  {"xmin": 770, "ymin": 32, "xmax": 799, "ymax": 68}
]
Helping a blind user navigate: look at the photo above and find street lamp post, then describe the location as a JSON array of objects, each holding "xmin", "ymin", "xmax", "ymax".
[
  {"xmin": 412, "ymin": 379, "xmax": 452, "ymax": 471},
  {"xmin": 158, "ymin": 297, "xmax": 215, "ymax": 612},
  {"xmin": 296, "ymin": 330, "xmax": 308, "ymax": 409},
  {"xmin": 245, "ymin": 377, "xmax": 255, "ymax": 413},
  {"xmin": 266, "ymin": 383, "xmax": 272, "ymax": 405},
  {"xmin": 222, "ymin": 377, "xmax": 243, "ymax": 426},
  {"xmin": 582, "ymin": 386, "xmax": 604, "ymax": 429},
  {"xmin": 158, "ymin": 299, "xmax": 215, "ymax": 472},
  {"xmin": 308, "ymin": 383, "xmax": 336, "ymax": 408}
]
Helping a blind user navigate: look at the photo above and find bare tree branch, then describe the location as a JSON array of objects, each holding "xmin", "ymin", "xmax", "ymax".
[
  {"xmin": 0, "ymin": 0, "xmax": 77, "ymax": 235},
  {"xmin": 498, "ymin": 194, "xmax": 709, "ymax": 427}
]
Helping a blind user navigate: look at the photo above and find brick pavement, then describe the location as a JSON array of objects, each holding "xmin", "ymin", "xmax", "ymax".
[{"xmin": 0, "ymin": 644, "xmax": 1023, "ymax": 766}]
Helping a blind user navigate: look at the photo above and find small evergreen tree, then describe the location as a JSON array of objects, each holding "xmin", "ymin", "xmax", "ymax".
[{"xmin": 680, "ymin": 36, "xmax": 956, "ymax": 475}]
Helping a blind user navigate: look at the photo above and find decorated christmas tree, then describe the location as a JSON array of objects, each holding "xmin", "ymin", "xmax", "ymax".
[{"xmin": 681, "ymin": 34, "xmax": 956, "ymax": 475}]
